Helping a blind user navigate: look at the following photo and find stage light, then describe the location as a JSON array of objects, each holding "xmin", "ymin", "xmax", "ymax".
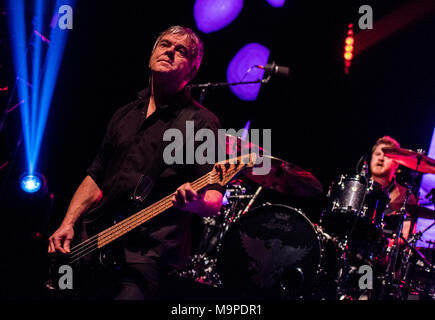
[
  {"xmin": 6, "ymin": 0, "xmax": 33, "ymax": 173},
  {"xmin": 226, "ymin": 43, "xmax": 270, "ymax": 101},
  {"xmin": 416, "ymin": 126, "xmax": 435, "ymax": 247},
  {"xmin": 265, "ymin": 0, "xmax": 286, "ymax": 8},
  {"xmin": 345, "ymin": 36, "xmax": 354, "ymax": 45},
  {"xmin": 32, "ymin": 0, "xmax": 76, "ymax": 173},
  {"xmin": 344, "ymin": 52, "xmax": 353, "ymax": 60},
  {"xmin": 20, "ymin": 174, "xmax": 42, "ymax": 193},
  {"xmin": 31, "ymin": 0, "xmax": 45, "ymax": 172},
  {"xmin": 242, "ymin": 120, "xmax": 251, "ymax": 140},
  {"xmin": 6, "ymin": 0, "xmax": 75, "ymax": 176},
  {"xmin": 344, "ymin": 24, "xmax": 355, "ymax": 74},
  {"xmin": 194, "ymin": 0, "xmax": 244, "ymax": 33}
]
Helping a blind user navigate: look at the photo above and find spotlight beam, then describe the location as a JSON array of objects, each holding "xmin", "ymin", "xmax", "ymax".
[
  {"xmin": 7, "ymin": 0, "xmax": 75, "ymax": 176},
  {"xmin": 6, "ymin": 0, "xmax": 33, "ymax": 173},
  {"xmin": 32, "ymin": 0, "xmax": 75, "ymax": 172},
  {"xmin": 31, "ymin": 0, "xmax": 45, "ymax": 171}
]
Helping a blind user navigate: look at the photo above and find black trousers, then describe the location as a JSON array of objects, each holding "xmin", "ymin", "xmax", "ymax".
[{"xmin": 81, "ymin": 256, "xmax": 165, "ymax": 300}]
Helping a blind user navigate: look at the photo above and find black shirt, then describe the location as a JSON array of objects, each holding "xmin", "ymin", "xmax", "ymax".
[{"xmin": 85, "ymin": 87, "xmax": 223, "ymax": 269}]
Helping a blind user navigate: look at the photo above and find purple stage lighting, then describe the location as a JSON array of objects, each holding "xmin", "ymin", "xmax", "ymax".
[
  {"xmin": 416, "ymin": 125, "xmax": 435, "ymax": 248},
  {"xmin": 226, "ymin": 43, "xmax": 270, "ymax": 101},
  {"xmin": 266, "ymin": 0, "xmax": 286, "ymax": 7},
  {"xmin": 194, "ymin": 0, "xmax": 244, "ymax": 33}
]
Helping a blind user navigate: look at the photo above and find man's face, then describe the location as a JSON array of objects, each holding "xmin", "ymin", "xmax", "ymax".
[
  {"xmin": 370, "ymin": 144, "xmax": 399, "ymax": 178},
  {"xmin": 149, "ymin": 33, "xmax": 195, "ymax": 84}
]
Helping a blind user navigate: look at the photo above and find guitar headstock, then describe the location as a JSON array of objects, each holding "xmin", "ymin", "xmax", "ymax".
[{"xmin": 211, "ymin": 153, "xmax": 257, "ymax": 186}]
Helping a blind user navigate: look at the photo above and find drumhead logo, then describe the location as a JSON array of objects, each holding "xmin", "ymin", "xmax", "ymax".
[{"xmin": 163, "ymin": 121, "xmax": 272, "ymax": 175}]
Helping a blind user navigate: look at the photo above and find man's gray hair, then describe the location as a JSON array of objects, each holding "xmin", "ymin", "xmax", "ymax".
[{"xmin": 152, "ymin": 26, "xmax": 204, "ymax": 77}]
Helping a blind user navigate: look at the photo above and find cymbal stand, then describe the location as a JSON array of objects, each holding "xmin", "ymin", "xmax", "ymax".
[
  {"xmin": 378, "ymin": 186, "xmax": 412, "ymax": 300},
  {"xmin": 232, "ymin": 185, "xmax": 263, "ymax": 223},
  {"xmin": 334, "ymin": 209, "xmax": 368, "ymax": 300},
  {"xmin": 335, "ymin": 235, "xmax": 352, "ymax": 299},
  {"xmin": 398, "ymin": 221, "xmax": 435, "ymax": 291}
]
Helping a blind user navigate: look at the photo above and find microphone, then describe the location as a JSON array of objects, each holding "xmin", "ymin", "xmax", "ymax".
[
  {"xmin": 358, "ymin": 154, "xmax": 369, "ymax": 177},
  {"xmin": 361, "ymin": 157, "xmax": 368, "ymax": 177},
  {"xmin": 257, "ymin": 61, "xmax": 290, "ymax": 77}
]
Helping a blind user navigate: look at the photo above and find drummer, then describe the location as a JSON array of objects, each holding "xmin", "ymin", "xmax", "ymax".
[{"xmin": 369, "ymin": 136, "xmax": 417, "ymax": 245}]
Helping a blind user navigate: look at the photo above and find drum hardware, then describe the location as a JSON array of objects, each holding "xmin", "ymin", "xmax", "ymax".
[
  {"xmin": 377, "ymin": 186, "xmax": 411, "ymax": 300},
  {"xmin": 176, "ymin": 254, "xmax": 223, "ymax": 288},
  {"xmin": 334, "ymin": 236, "xmax": 352, "ymax": 299},
  {"xmin": 320, "ymin": 154, "xmax": 392, "ymax": 300},
  {"xmin": 396, "ymin": 217, "xmax": 435, "ymax": 293},
  {"xmin": 179, "ymin": 180, "xmax": 264, "ymax": 288},
  {"xmin": 231, "ymin": 185, "xmax": 263, "ymax": 223},
  {"xmin": 374, "ymin": 148, "xmax": 435, "ymax": 300},
  {"xmin": 218, "ymin": 185, "xmax": 263, "ymax": 249}
]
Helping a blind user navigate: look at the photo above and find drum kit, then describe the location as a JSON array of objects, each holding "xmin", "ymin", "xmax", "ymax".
[{"xmin": 178, "ymin": 136, "xmax": 435, "ymax": 300}]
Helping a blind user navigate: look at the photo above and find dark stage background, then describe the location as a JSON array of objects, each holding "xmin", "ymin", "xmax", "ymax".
[{"xmin": 0, "ymin": 0, "xmax": 434, "ymax": 299}]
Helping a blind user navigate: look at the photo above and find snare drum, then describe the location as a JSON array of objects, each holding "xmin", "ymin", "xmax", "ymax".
[{"xmin": 216, "ymin": 204, "xmax": 333, "ymax": 299}]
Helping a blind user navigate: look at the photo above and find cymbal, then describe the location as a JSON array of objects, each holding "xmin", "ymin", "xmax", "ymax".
[
  {"xmin": 382, "ymin": 147, "xmax": 435, "ymax": 174},
  {"xmin": 407, "ymin": 204, "xmax": 435, "ymax": 220},
  {"xmin": 242, "ymin": 155, "xmax": 324, "ymax": 197}
]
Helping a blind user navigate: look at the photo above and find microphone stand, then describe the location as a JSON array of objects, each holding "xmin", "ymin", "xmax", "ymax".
[{"xmin": 187, "ymin": 76, "xmax": 272, "ymax": 104}]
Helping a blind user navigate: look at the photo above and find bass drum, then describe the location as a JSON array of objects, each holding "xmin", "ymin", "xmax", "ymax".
[{"xmin": 216, "ymin": 204, "xmax": 326, "ymax": 299}]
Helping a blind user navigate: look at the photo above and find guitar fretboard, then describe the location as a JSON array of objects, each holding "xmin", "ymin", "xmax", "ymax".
[{"xmin": 96, "ymin": 172, "xmax": 213, "ymax": 248}]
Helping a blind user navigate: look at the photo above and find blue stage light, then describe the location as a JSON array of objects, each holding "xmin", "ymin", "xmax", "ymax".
[
  {"xmin": 416, "ymin": 125, "xmax": 435, "ymax": 247},
  {"xmin": 7, "ymin": 0, "xmax": 75, "ymax": 177},
  {"xmin": 194, "ymin": 0, "xmax": 244, "ymax": 33},
  {"xmin": 266, "ymin": 0, "xmax": 286, "ymax": 7},
  {"xmin": 226, "ymin": 43, "xmax": 270, "ymax": 101},
  {"xmin": 20, "ymin": 174, "xmax": 42, "ymax": 193},
  {"xmin": 6, "ymin": 0, "xmax": 33, "ymax": 173},
  {"xmin": 32, "ymin": 0, "xmax": 75, "ymax": 172},
  {"xmin": 31, "ymin": 0, "xmax": 45, "ymax": 163}
]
